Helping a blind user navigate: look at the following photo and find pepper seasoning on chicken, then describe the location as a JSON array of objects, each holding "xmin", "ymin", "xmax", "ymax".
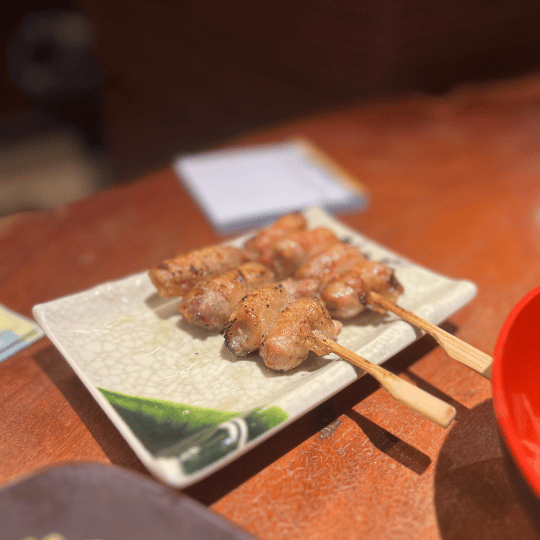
[
  {"xmin": 224, "ymin": 278, "xmax": 320, "ymax": 356},
  {"xmin": 149, "ymin": 244, "xmax": 251, "ymax": 298},
  {"xmin": 178, "ymin": 262, "xmax": 275, "ymax": 331}
]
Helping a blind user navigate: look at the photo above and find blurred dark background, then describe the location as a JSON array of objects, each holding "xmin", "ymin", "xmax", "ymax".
[{"xmin": 2, "ymin": 0, "xmax": 540, "ymax": 214}]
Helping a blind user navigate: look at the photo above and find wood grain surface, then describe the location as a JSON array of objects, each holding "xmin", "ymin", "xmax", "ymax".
[{"xmin": 2, "ymin": 73, "xmax": 540, "ymax": 539}]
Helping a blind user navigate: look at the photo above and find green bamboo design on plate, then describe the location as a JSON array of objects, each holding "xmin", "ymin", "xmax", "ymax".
[{"xmin": 99, "ymin": 388, "xmax": 288, "ymax": 475}]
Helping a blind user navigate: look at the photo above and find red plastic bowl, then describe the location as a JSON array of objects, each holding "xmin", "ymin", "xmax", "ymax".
[{"xmin": 492, "ymin": 287, "xmax": 540, "ymax": 500}]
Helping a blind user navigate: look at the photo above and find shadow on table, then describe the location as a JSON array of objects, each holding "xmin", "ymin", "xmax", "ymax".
[
  {"xmin": 185, "ymin": 330, "xmax": 446, "ymax": 504},
  {"xmin": 434, "ymin": 400, "xmax": 538, "ymax": 540},
  {"xmin": 344, "ymin": 409, "xmax": 432, "ymax": 475}
]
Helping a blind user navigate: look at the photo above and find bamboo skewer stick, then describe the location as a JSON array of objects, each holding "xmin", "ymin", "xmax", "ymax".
[
  {"xmin": 370, "ymin": 292, "xmax": 493, "ymax": 380},
  {"xmin": 312, "ymin": 330, "xmax": 456, "ymax": 428}
]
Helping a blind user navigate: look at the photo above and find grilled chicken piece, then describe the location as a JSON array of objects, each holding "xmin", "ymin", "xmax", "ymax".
[
  {"xmin": 244, "ymin": 213, "xmax": 307, "ymax": 261},
  {"xmin": 259, "ymin": 227, "xmax": 341, "ymax": 278},
  {"xmin": 322, "ymin": 261, "xmax": 403, "ymax": 319},
  {"xmin": 224, "ymin": 278, "xmax": 320, "ymax": 356},
  {"xmin": 178, "ymin": 262, "xmax": 275, "ymax": 331},
  {"xmin": 294, "ymin": 243, "xmax": 367, "ymax": 283},
  {"xmin": 354, "ymin": 260, "xmax": 403, "ymax": 308},
  {"xmin": 320, "ymin": 268, "xmax": 369, "ymax": 319},
  {"xmin": 149, "ymin": 245, "xmax": 250, "ymax": 298},
  {"xmin": 260, "ymin": 295, "xmax": 342, "ymax": 371}
]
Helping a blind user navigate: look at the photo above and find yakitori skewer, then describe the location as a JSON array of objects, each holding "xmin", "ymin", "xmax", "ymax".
[
  {"xmin": 370, "ymin": 292, "xmax": 493, "ymax": 380},
  {"xmin": 312, "ymin": 330, "xmax": 456, "ymax": 428}
]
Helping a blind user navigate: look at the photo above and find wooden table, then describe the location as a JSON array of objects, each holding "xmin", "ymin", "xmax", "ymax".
[{"xmin": 2, "ymin": 73, "xmax": 540, "ymax": 540}]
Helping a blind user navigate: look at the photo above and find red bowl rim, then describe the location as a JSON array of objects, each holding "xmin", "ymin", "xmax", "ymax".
[{"xmin": 492, "ymin": 286, "xmax": 540, "ymax": 497}]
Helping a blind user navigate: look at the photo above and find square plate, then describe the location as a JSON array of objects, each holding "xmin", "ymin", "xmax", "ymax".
[{"xmin": 33, "ymin": 207, "xmax": 477, "ymax": 488}]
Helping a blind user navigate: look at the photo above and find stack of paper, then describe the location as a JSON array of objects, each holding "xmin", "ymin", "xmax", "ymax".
[{"xmin": 173, "ymin": 139, "xmax": 369, "ymax": 234}]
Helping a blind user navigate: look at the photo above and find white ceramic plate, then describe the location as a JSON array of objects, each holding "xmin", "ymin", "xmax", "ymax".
[{"xmin": 33, "ymin": 208, "xmax": 477, "ymax": 488}]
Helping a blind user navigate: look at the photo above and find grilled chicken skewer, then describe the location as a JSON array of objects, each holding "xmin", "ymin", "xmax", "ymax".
[
  {"xmin": 223, "ymin": 274, "xmax": 454, "ymax": 426},
  {"xmin": 224, "ymin": 278, "xmax": 320, "ymax": 356},
  {"xmin": 149, "ymin": 245, "xmax": 251, "ymax": 298},
  {"xmin": 321, "ymin": 261, "xmax": 403, "ymax": 319},
  {"xmin": 178, "ymin": 262, "xmax": 275, "ymax": 331},
  {"xmin": 151, "ymin": 217, "xmax": 403, "ymax": 341},
  {"xmin": 150, "ymin": 215, "xmax": 403, "ymax": 342},
  {"xmin": 147, "ymin": 213, "xmax": 457, "ymax": 426},
  {"xmin": 226, "ymin": 288, "xmax": 454, "ymax": 427},
  {"xmin": 259, "ymin": 295, "xmax": 342, "ymax": 371},
  {"xmin": 295, "ymin": 242, "xmax": 403, "ymax": 318}
]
